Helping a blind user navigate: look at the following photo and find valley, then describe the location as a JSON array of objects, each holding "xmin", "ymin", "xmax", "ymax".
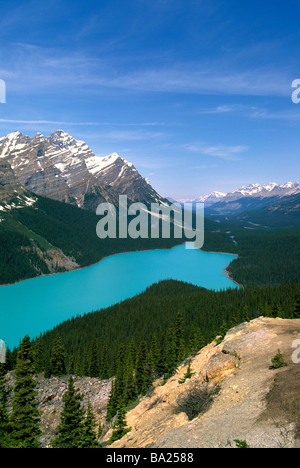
[{"xmin": 0, "ymin": 129, "xmax": 299, "ymax": 450}]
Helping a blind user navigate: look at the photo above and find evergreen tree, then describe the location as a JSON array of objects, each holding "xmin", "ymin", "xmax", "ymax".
[
  {"xmin": 141, "ymin": 349, "xmax": 155, "ymax": 395},
  {"xmin": 242, "ymin": 305, "xmax": 250, "ymax": 323},
  {"xmin": 230, "ymin": 311, "xmax": 238, "ymax": 327},
  {"xmin": 33, "ymin": 334, "xmax": 44, "ymax": 375},
  {"xmin": 100, "ymin": 343, "xmax": 109, "ymax": 379},
  {"xmin": 11, "ymin": 335, "xmax": 41, "ymax": 448},
  {"xmin": 271, "ymin": 301, "xmax": 280, "ymax": 318},
  {"xmin": 135, "ymin": 340, "xmax": 148, "ymax": 394},
  {"xmin": 156, "ymin": 332, "xmax": 167, "ymax": 377},
  {"xmin": 124, "ymin": 361, "xmax": 138, "ymax": 404},
  {"xmin": 219, "ymin": 321, "xmax": 228, "ymax": 339},
  {"xmin": 175, "ymin": 311, "xmax": 185, "ymax": 362},
  {"xmin": 78, "ymin": 400, "xmax": 101, "ymax": 448},
  {"xmin": 0, "ymin": 363, "xmax": 14, "ymax": 448},
  {"xmin": 150, "ymin": 334, "xmax": 159, "ymax": 373},
  {"xmin": 106, "ymin": 379, "xmax": 119, "ymax": 422},
  {"xmin": 51, "ymin": 333, "xmax": 66, "ymax": 376},
  {"xmin": 51, "ymin": 376, "xmax": 84, "ymax": 448},
  {"xmin": 108, "ymin": 398, "xmax": 131, "ymax": 445},
  {"xmin": 178, "ymin": 360, "xmax": 194, "ymax": 384},
  {"xmin": 74, "ymin": 352, "xmax": 83, "ymax": 377},
  {"xmin": 89, "ymin": 337, "xmax": 100, "ymax": 378},
  {"xmin": 292, "ymin": 295, "xmax": 300, "ymax": 319},
  {"xmin": 271, "ymin": 349, "xmax": 286, "ymax": 369},
  {"xmin": 82, "ymin": 349, "xmax": 90, "ymax": 376},
  {"xmin": 165, "ymin": 323, "xmax": 177, "ymax": 378}
]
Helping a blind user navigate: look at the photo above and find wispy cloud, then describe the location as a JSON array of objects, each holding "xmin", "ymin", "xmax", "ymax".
[
  {"xmin": 0, "ymin": 118, "xmax": 166, "ymax": 127},
  {"xmin": 183, "ymin": 143, "xmax": 249, "ymax": 161},
  {"xmin": 0, "ymin": 41, "xmax": 293, "ymax": 98}
]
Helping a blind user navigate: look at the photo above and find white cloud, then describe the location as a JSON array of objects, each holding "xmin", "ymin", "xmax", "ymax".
[{"xmin": 184, "ymin": 143, "xmax": 249, "ymax": 161}]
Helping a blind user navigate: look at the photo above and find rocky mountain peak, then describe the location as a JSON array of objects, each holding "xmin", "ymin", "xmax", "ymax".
[{"xmin": 0, "ymin": 130, "xmax": 166, "ymax": 209}]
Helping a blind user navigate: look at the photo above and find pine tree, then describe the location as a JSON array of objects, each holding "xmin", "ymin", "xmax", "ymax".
[
  {"xmin": 74, "ymin": 351, "xmax": 83, "ymax": 377},
  {"xmin": 100, "ymin": 343, "xmax": 109, "ymax": 379},
  {"xmin": 175, "ymin": 311, "xmax": 185, "ymax": 362},
  {"xmin": 220, "ymin": 321, "xmax": 228, "ymax": 339},
  {"xmin": 165, "ymin": 323, "xmax": 177, "ymax": 379},
  {"xmin": 292, "ymin": 295, "xmax": 300, "ymax": 319},
  {"xmin": 33, "ymin": 334, "xmax": 44, "ymax": 375},
  {"xmin": 51, "ymin": 333, "xmax": 66, "ymax": 376},
  {"xmin": 178, "ymin": 360, "xmax": 194, "ymax": 384},
  {"xmin": 0, "ymin": 363, "xmax": 14, "ymax": 448},
  {"xmin": 135, "ymin": 340, "xmax": 148, "ymax": 394},
  {"xmin": 108, "ymin": 398, "xmax": 131, "ymax": 445},
  {"xmin": 271, "ymin": 349, "xmax": 286, "ymax": 369},
  {"xmin": 271, "ymin": 301, "xmax": 280, "ymax": 318},
  {"xmin": 89, "ymin": 337, "xmax": 100, "ymax": 378},
  {"xmin": 156, "ymin": 331, "xmax": 167, "ymax": 377},
  {"xmin": 230, "ymin": 311, "xmax": 238, "ymax": 327},
  {"xmin": 106, "ymin": 379, "xmax": 119, "ymax": 422},
  {"xmin": 11, "ymin": 335, "xmax": 41, "ymax": 448},
  {"xmin": 78, "ymin": 400, "xmax": 101, "ymax": 448},
  {"xmin": 141, "ymin": 349, "xmax": 155, "ymax": 395},
  {"xmin": 242, "ymin": 305, "xmax": 250, "ymax": 323},
  {"xmin": 124, "ymin": 361, "xmax": 138, "ymax": 404},
  {"xmin": 82, "ymin": 349, "xmax": 90, "ymax": 376},
  {"xmin": 51, "ymin": 376, "xmax": 84, "ymax": 448},
  {"xmin": 150, "ymin": 334, "xmax": 159, "ymax": 373}
]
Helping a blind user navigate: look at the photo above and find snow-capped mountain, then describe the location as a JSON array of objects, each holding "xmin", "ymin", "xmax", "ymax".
[
  {"xmin": 182, "ymin": 182, "xmax": 300, "ymax": 206},
  {"xmin": 0, "ymin": 130, "xmax": 165, "ymax": 210},
  {"xmin": 201, "ymin": 182, "xmax": 300, "ymax": 217},
  {"xmin": 219, "ymin": 182, "xmax": 300, "ymax": 201}
]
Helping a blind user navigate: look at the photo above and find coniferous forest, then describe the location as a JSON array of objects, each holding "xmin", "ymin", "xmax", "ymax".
[{"xmin": 1, "ymin": 277, "xmax": 299, "ymax": 448}]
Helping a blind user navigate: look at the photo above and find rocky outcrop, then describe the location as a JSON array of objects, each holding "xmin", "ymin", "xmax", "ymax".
[{"xmin": 105, "ymin": 317, "xmax": 300, "ymax": 449}]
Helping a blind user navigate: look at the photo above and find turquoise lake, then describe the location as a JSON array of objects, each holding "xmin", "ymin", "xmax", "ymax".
[{"xmin": 0, "ymin": 243, "xmax": 238, "ymax": 348}]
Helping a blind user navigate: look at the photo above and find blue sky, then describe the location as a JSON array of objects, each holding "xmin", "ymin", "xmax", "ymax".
[{"xmin": 0, "ymin": 0, "xmax": 299, "ymax": 199}]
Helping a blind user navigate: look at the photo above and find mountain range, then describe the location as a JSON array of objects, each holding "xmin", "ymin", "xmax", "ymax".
[
  {"xmin": 179, "ymin": 182, "xmax": 300, "ymax": 207},
  {"xmin": 174, "ymin": 182, "xmax": 300, "ymax": 227},
  {"xmin": 0, "ymin": 130, "xmax": 166, "ymax": 212}
]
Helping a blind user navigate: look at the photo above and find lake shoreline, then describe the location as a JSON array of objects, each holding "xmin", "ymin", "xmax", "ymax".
[
  {"xmin": 0, "ymin": 240, "xmax": 185, "ymax": 288},
  {"xmin": 0, "ymin": 241, "xmax": 239, "ymax": 289}
]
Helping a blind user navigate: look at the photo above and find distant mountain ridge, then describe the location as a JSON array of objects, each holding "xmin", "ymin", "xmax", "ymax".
[
  {"xmin": 178, "ymin": 182, "xmax": 300, "ymax": 206},
  {"xmin": 0, "ymin": 130, "xmax": 166, "ymax": 211}
]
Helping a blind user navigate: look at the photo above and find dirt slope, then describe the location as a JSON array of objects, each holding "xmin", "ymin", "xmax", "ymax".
[{"xmin": 106, "ymin": 317, "xmax": 300, "ymax": 449}]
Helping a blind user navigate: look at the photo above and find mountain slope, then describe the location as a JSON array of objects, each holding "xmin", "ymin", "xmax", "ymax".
[
  {"xmin": 0, "ymin": 130, "xmax": 166, "ymax": 211},
  {"xmin": 231, "ymin": 192, "xmax": 300, "ymax": 228},
  {"xmin": 0, "ymin": 192, "xmax": 182, "ymax": 286},
  {"xmin": 0, "ymin": 159, "xmax": 37, "ymax": 213}
]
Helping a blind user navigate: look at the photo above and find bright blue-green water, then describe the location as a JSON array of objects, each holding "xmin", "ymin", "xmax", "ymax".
[{"xmin": 0, "ymin": 243, "xmax": 238, "ymax": 348}]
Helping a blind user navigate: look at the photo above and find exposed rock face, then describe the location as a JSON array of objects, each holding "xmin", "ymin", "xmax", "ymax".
[
  {"xmin": 106, "ymin": 317, "xmax": 300, "ymax": 449},
  {"xmin": 5, "ymin": 373, "xmax": 112, "ymax": 448},
  {"xmin": 0, "ymin": 159, "xmax": 37, "ymax": 211},
  {"xmin": 0, "ymin": 130, "xmax": 166, "ymax": 211}
]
